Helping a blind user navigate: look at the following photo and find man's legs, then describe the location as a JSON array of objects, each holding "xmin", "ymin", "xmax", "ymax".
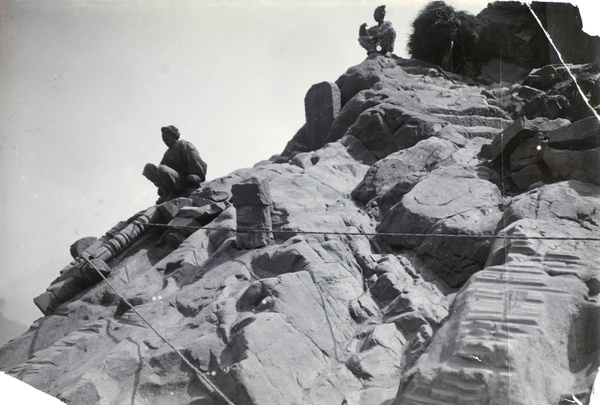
[
  {"xmin": 358, "ymin": 36, "xmax": 377, "ymax": 54},
  {"xmin": 186, "ymin": 174, "xmax": 203, "ymax": 188},
  {"xmin": 156, "ymin": 165, "xmax": 183, "ymax": 192},
  {"xmin": 143, "ymin": 163, "xmax": 182, "ymax": 203}
]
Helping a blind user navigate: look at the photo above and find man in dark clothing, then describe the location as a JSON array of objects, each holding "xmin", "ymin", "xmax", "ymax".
[
  {"xmin": 358, "ymin": 5, "xmax": 396, "ymax": 56},
  {"xmin": 143, "ymin": 125, "xmax": 207, "ymax": 204}
]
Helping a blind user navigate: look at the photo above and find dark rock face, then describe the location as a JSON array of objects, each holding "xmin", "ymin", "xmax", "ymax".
[
  {"xmin": 489, "ymin": 115, "xmax": 600, "ymax": 190},
  {"xmin": 2, "ymin": 6, "xmax": 600, "ymax": 404},
  {"xmin": 477, "ymin": 1, "xmax": 600, "ymax": 67},
  {"xmin": 477, "ymin": 1, "xmax": 551, "ymax": 70},
  {"xmin": 281, "ymin": 81, "xmax": 342, "ymax": 156},
  {"xmin": 305, "ymin": 82, "xmax": 342, "ymax": 149},
  {"xmin": 470, "ymin": 1, "xmax": 600, "ymax": 84}
]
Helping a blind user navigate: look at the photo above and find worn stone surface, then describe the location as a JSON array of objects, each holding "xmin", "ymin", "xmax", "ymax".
[
  {"xmin": 3, "ymin": 16, "xmax": 600, "ymax": 405},
  {"xmin": 326, "ymin": 53, "xmax": 512, "ymax": 159},
  {"xmin": 378, "ymin": 166, "xmax": 503, "ymax": 286},
  {"xmin": 352, "ymin": 137, "xmax": 457, "ymax": 206}
]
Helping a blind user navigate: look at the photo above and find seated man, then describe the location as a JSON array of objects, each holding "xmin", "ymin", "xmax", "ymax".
[
  {"xmin": 143, "ymin": 125, "xmax": 207, "ymax": 204},
  {"xmin": 358, "ymin": 5, "xmax": 396, "ymax": 56}
]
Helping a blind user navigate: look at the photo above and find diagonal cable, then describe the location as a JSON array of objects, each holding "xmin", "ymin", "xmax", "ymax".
[{"xmin": 82, "ymin": 256, "xmax": 237, "ymax": 405}]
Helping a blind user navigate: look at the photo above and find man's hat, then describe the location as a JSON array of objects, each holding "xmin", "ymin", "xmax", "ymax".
[{"xmin": 161, "ymin": 125, "xmax": 180, "ymax": 138}]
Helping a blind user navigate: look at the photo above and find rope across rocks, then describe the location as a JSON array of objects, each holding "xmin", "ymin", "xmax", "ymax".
[
  {"xmin": 82, "ymin": 256, "xmax": 237, "ymax": 405},
  {"xmin": 146, "ymin": 223, "xmax": 600, "ymax": 242}
]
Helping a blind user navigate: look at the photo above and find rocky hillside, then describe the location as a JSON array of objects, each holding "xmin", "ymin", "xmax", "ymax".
[{"xmin": 2, "ymin": 3, "xmax": 599, "ymax": 405}]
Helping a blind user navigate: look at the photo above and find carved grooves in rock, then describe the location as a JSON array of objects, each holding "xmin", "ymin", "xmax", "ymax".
[{"xmin": 398, "ymin": 253, "xmax": 585, "ymax": 405}]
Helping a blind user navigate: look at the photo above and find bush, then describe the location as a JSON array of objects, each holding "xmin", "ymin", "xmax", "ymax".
[{"xmin": 408, "ymin": 1, "xmax": 480, "ymax": 74}]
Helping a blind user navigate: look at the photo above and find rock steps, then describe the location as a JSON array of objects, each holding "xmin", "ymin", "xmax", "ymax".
[
  {"xmin": 431, "ymin": 113, "xmax": 512, "ymax": 130},
  {"xmin": 402, "ymin": 372, "xmax": 490, "ymax": 405},
  {"xmin": 451, "ymin": 125, "xmax": 501, "ymax": 140}
]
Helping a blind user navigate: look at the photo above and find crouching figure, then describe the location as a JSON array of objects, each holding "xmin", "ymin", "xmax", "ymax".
[
  {"xmin": 358, "ymin": 5, "xmax": 396, "ymax": 56},
  {"xmin": 143, "ymin": 125, "xmax": 207, "ymax": 204}
]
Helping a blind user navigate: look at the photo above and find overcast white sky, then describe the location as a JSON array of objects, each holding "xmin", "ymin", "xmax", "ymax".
[{"xmin": 0, "ymin": 0, "xmax": 598, "ymax": 344}]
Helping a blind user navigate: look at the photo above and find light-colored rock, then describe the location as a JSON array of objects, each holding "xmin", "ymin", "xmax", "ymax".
[
  {"xmin": 502, "ymin": 180, "xmax": 600, "ymax": 233},
  {"xmin": 392, "ymin": 178, "xmax": 600, "ymax": 405},
  {"xmin": 345, "ymin": 323, "xmax": 405, "ymax": 381},
  {"xmin": 378, "ymin": 166, "xmax": 503, "ymax": 286},
  {"xmin": 352, "ymin": 137, "xmax": 457, "ymax": 205},
  {"xmin": 395, "ymin": 261, "xmax": 591, "ymax": 405},
  {"xmin": 349, "ymin": 294, "xmax": 380, "ymax": 323}
]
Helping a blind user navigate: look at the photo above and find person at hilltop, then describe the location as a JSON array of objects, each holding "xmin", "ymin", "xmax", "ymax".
[
  {"xmin": 358, "ymin": 5, "xmax": 396, "ymax": 56},
  {"xmin": 143, "ymin": 125, "xmax": 207, "ymax": 204}
]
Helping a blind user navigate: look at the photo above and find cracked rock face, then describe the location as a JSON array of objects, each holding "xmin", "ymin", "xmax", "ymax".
[{"xmin": 2, "ymin": 7, "xmax": 600, "ymax": 404}]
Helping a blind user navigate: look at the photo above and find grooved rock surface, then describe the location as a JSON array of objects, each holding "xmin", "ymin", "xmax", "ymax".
[{"xmin": 395, "ymin": 182, "xmax": 600, "ymax": 405}]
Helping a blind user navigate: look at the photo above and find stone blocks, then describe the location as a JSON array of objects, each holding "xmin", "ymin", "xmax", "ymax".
[
  {"xmin": 489, "ymin": 116, "xmax": 568, "ymax": 162},
  {"xmin": 232, "ymin": 178, "xmax": 273, "ymax": 249}
]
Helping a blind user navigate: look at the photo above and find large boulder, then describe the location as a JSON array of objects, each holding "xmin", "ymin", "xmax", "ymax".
[
  {"xmin": 378, "ymin": 166, "xmax": 503, "ymax": 286},
  {"xmin": 352, "ymin": 137, "xmax": 458, "ymax": 205},
  {"xmin": 216, "ymin": 271, "xmax": 341, "ymax": 404},
  {"xmin": 500, "ymin": 181, "xmax": 600, "ymax": 273},
  {"xmin": 544, "ymin": 147, "xmax": 600, "ymax": 185},
  {"xmin": 542, "ymin": 117, "xmax": 600, "ymax": 185},
  {"xmin": 488, "ymin": 116, "xmax": 569, "ymax": 162},
  {"xmin": 335, "ymin": 54, "xmax": 397, "ymax": 106}
]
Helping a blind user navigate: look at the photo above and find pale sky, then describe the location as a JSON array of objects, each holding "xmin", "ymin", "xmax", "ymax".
[{"xmin": 0, "ymin": 0, "xmax": 598, "ymax": 344}]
